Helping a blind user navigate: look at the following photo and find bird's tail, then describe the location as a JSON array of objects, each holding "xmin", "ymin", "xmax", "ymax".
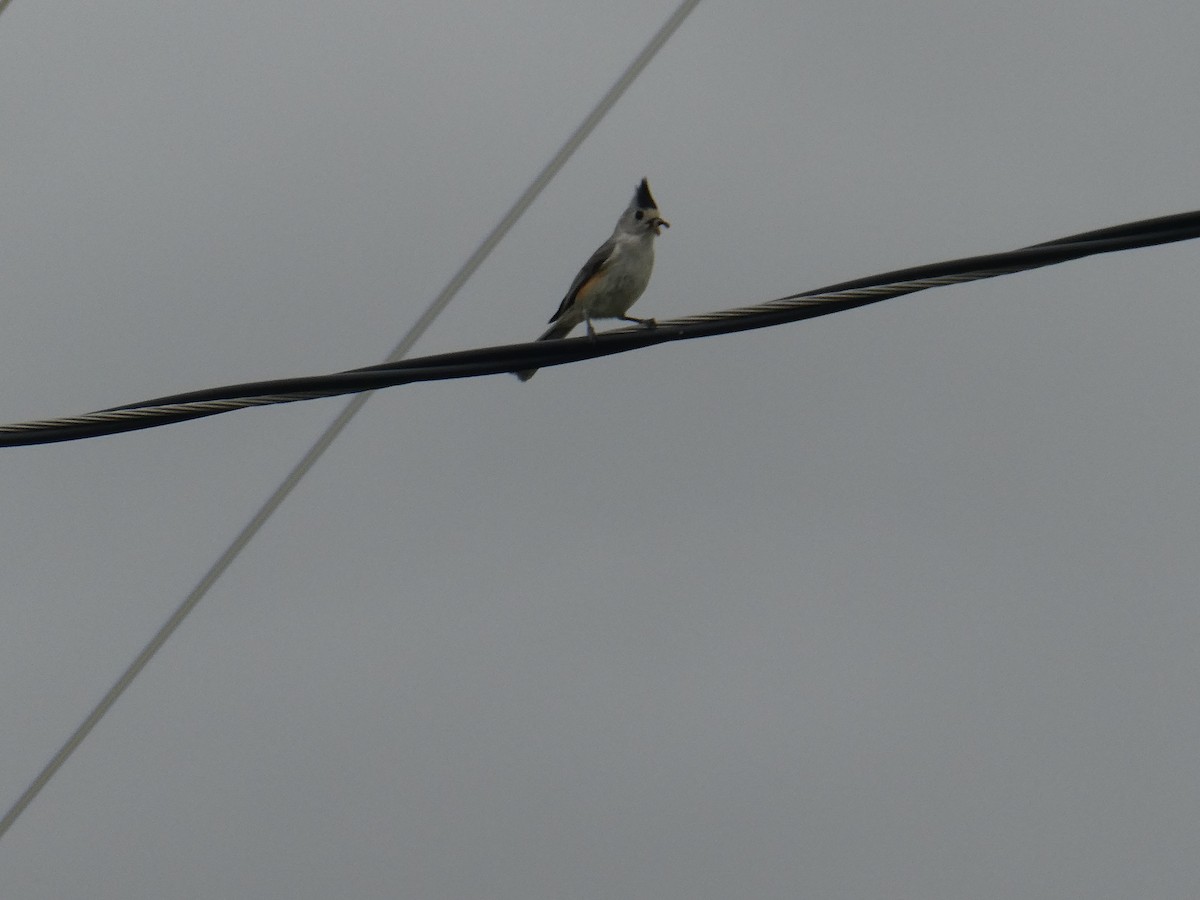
[{"xmin": 515, "ymin": 319, "xmax": 576, "ymax": 382}]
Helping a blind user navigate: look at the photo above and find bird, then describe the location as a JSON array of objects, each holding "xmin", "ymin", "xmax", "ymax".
[{"xmin": 515, "ymin": 178, "xmax": 669, "ymax": 381}]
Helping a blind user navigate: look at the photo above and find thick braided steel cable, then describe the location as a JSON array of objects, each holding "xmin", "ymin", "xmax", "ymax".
[
  {"xmin": 9, "ymin": 209, "xmax": 1200, "ymax": 447},
  {"xmin": 661, "ymin": 269, "xmax": 1018, "ymax": 325},
  {"xmin": 0, "ymin": 394, "xmax": 329, "ymax": 436},
  {"xmin": 10, "ymin": 206, "xmax": 1200, "ymax": 449},
  {"xmin": 0, "ymin": 264, "xmax": 1107, "ymax": 444},
  {"xmin": 0, "ymin": 0, "xmax": 704, "ymax": 843},
  {"xmin": 0, "ymin": 269, "xmax": 1020, "ymax": 438}
]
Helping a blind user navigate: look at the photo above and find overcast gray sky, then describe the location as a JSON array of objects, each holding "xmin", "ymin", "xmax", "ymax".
[{"xmin": 3, "ymin": 2, "xmax": 1200, "ymax": 897}]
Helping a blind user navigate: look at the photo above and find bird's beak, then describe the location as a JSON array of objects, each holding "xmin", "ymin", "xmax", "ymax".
[{"xmin": 652, "ymin": 217, "xmax": 670, "ymax": 235}]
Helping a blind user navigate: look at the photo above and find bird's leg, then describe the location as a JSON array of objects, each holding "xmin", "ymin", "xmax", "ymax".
[{"xmin": 585, "ymin": 315, "xmax": 597, "ymax": 341}]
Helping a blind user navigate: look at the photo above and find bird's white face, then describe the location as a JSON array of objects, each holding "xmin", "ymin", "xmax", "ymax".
[{"xmin": 633, "ymin": 205, "xmax": 670, "ymax": 236}]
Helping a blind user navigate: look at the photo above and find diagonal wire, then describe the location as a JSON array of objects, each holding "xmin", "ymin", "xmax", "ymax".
[{"xmin": 0, "ymin": 0, "xmax": 703, "ymax": 842}]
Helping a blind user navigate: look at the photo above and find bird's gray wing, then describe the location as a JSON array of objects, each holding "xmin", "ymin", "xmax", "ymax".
[{"xmin": 548, "ymin": 238, "xmax": 615, "ymax": 323}]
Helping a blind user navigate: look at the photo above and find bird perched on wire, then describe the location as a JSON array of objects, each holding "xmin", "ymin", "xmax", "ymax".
[{"xmin": 516, "ymin": 178, "xmax": 669, "ymax": 381}]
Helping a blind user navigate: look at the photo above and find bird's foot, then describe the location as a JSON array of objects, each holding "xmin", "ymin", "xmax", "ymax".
[{"xmin": 619, "ymin": 315, "xmax": 657, "ymax": 329}]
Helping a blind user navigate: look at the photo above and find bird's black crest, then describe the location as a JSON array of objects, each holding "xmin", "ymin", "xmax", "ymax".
[{"xmin": 635, "ymin": 178, "xmax": 657, "ymax": 210}]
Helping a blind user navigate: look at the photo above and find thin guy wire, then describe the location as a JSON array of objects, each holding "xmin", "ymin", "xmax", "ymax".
[{"xmin": 0, "ymin": 0, "xmax": 704, "ymax": 843}]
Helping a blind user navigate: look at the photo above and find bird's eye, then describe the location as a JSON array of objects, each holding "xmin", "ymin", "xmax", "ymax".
[{"xmin": 635, "ymin": 210, "xmax": 644, "ymax": 220}]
